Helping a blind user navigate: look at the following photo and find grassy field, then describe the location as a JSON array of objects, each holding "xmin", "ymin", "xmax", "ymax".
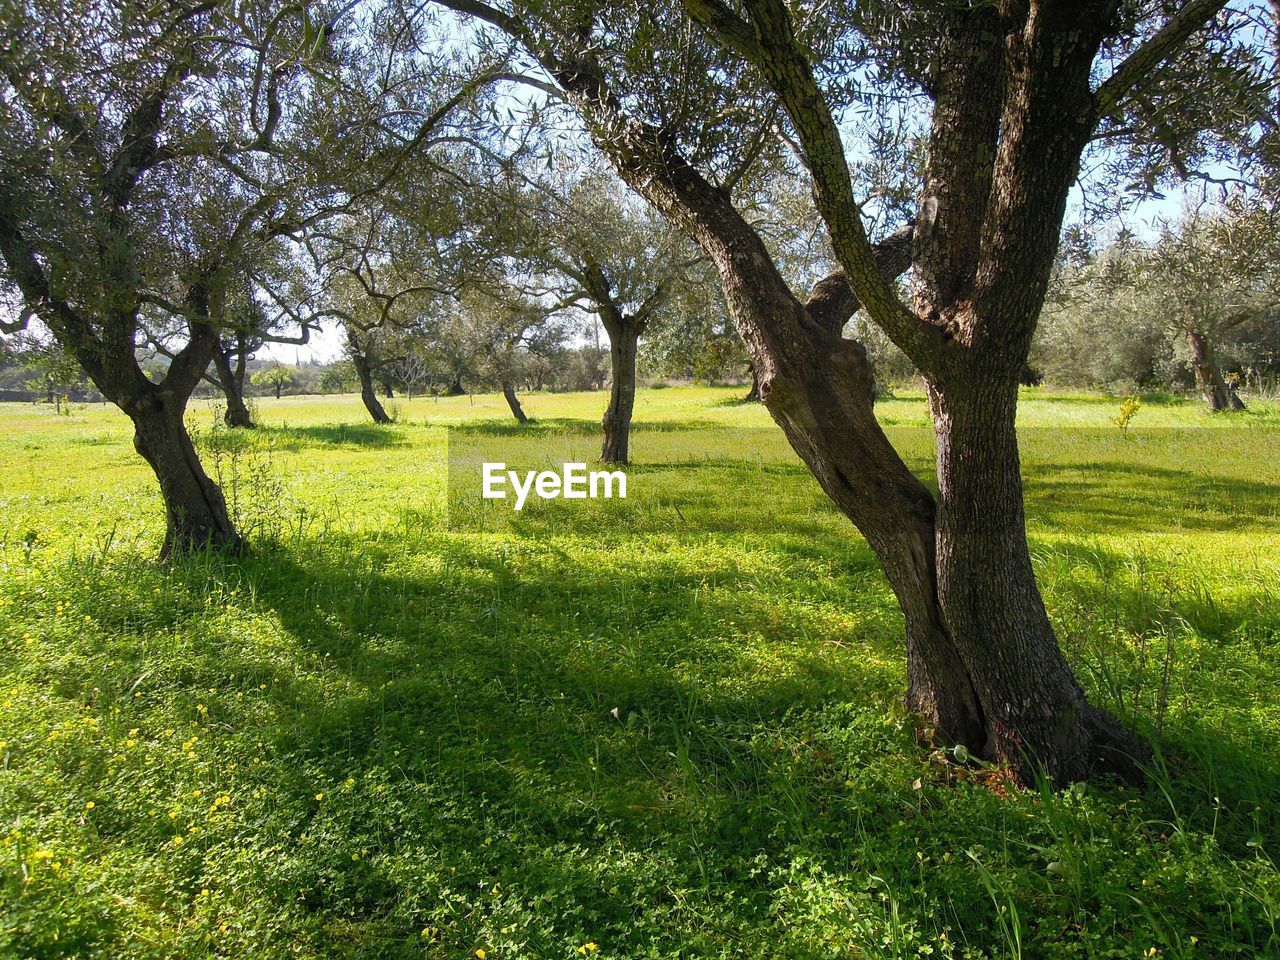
[{"xmin": 1, "ymin": 386, "xmax": 1278, "ymax": 959}]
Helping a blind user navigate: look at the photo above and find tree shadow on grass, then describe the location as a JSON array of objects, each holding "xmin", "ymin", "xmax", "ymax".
[
  {"xmin": 187, "ymin": 530, "xmax": 1280, "ymax": 955},
  {"xmin": 1024, "ymin": 460, "xmax": 1280, "ymax": 534},
  {"xmin": 257, "ymin": 422, "xmax": 413, "ymax": 450},
  {"xmin": 32, "ymin": 519, "xmax": 1280, "ymax": 957}
]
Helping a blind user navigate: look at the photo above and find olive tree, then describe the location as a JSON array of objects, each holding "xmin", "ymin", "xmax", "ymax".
[
  {"xmin": 0, "ymin": 0, "xmax": 491, "ymax": 556},
  {"xmin": 437, "ymin": 0, "xmax": 1267, "ymax": 784},
  {"xmin": 1143, "ymin": 201, "xmax": 1280, "ymax": 410}
]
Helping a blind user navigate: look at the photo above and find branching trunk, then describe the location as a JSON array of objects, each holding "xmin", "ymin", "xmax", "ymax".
[
  {"xmin": 432, "ymin": 0, "xmax": 1231, "ymax": 785},
  {"xmin": 502, "ymin": 380, "xmax": 529, "ymax": 423},
  {"xmin": 567, "ymin": 76, "xmax": 1140, "ymax": 784},
  {"xmin": 352, "ymin": 352, "xmax": 392, "ymax": 424},
  {"xmin": 1188, "ymin": 330, "xmax": 1246, "ymax": 412},
  {"xmin": 601, "ymin": 322, "xmax": 640, "ymax": 464}
]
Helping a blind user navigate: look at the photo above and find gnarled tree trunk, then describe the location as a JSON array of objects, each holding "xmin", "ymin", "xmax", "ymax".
[
  {"xmin": 436, "ymin": 0, "xmax": 1228, "ymax": 786},
  {"xmin": 352, "ymin": 352, "xmax": 392, "ymax": 424},
  {"xmin": 123, "ymin": 385, "xmax": 241, "ymax": 559},
  {"xmin": 1188, "ymin": 330, "xmax": 1245, "ymax": 412},
  {"xmin": 601, "ymin": 322, "xmax": 640, "ymax": 464}
]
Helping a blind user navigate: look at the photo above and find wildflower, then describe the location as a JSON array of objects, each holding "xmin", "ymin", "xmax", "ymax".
[
  {"xmin": 315, "ymin": 793, "xmax": 324, "ymax": 802},
  {"xmin": 84, "ymin": 801, "xmax": 95, "ymax": 810},
  {"xmin": 475, "ymin": 950, "xmax": 486, "ymax": 959},
  {"xmin": 578, "ymin": 944, "xmax": 598, "ymax": 955}
]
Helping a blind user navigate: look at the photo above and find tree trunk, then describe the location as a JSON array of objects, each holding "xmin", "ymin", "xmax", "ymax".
[
  {"xmin": 444, "ymin": 374, "xmax": 465, "ymax": 396},
  {"xmin": 212, "ymin": 346, "xmax": 255, "ymax": 428},
  {"xmin": 353, "ymin": 352, "xmax": 392, "ymax": 424},
  {"xmin": 127, "ymin": 392, "xmax": 241, "ymax": 559},
  {"xmin": 503, "ymin": 0, "xmax": 1152, "ymax": 785},
  {"xmin": 926, "ymin": 370, "xmax": 1142, "ymax": 782},
  {"xmin": 502, "ymin": 380, "xmax": 529, "ymax": 423},
  {"xmin": 383, "ymin": 380, "xmax": 394, "ymax": 398},
  {"xmin": 1188, "ymin": 330, "xmax": 1246, "ymax": 412},
  {"xmin": 744, "ymin": 363, "xmax": 761, "ymax": 401},
  {"xmin": 601, "ymin": 324, "xmax": 640, "ymax": 464}
]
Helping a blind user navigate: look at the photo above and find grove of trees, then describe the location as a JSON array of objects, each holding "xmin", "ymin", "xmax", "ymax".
[{"xmin": 4, "ymin": 0, "xmax": 1279, "ymax": 786}]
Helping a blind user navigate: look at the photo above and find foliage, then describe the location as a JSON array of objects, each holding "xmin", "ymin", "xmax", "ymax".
[
  {"xmin": 250, "ymin": 363, "xmax": 299, "ymax": 397},
  {"xmin": 1036, "ymin": 201, "xmax": 1280, "ymax": 395},
  {"xmin": 1112, "ymin": 395, "xmax": 1141, "ymax": 439}
]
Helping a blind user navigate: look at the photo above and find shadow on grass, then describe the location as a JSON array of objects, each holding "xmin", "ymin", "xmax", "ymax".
[
  {"xmin": 23, "ymin": 515, "xmax": 1280, "ymax": 957},
  {"xmin": 1025, "ymin": 461, "xmax": 1280, "ymax": 533},
  {"xmin": 193, "ymin": 529, "xmax": 1278, "ymax": 953},
  {"xmin": 256, "ymin": 422, "xmax": 413, "ymax": 450}
]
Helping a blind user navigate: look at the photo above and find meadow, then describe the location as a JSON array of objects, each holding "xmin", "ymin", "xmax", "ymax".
[{"xmin": 1, "ymin": 386, "xmax": 1278, "ymax": 959}]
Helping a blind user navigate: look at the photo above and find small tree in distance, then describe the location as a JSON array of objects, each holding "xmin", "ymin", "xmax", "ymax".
[{"xmin": 251, "ymin": 363, "xmax": 298, "ymax": 401}]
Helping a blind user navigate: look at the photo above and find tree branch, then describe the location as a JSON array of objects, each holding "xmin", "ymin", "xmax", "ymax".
[
  {"xmin": 805, "ymin": 221, "xmax": 915, "ymax": 334},
  {"xmin": 694, "ymin": 0, "xmax": 941, "ymax": 369},
  {"xmin": 1093, "ymin": 0, "xmax": 1230, "ymax": 116}
]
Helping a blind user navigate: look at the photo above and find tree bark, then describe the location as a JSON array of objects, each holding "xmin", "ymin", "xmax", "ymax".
[
  {"xmin": 352, "ymin": 352, "xmax": 393, "ymax": 424},
  {"xmin": 126, "ymin": 391, "xmax": 241, "ymax": 559},
  {"xmin": 212, "ymin": 343, "xmax": 255, "ymax": 428},
  {"xmin": 743, "ymin": 363, "xmax": 761, "ymax": 401},
  {"xmin": 926, "ymin": 368, "xmax": 1140, "ymax": 781},
  {"xmin": 1188, "ymin": 329, "xmax": 1246, "ymax": 411},
  {"xmin": 601, "ymin": 323, "xmax": 640, "ymax": 464},
  {"xmin": 502, "ymin": 380, "xmax": 529, "ymax": 422}
]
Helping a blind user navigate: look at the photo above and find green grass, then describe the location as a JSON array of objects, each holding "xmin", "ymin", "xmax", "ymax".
[{"xmin": 0, "ymin": 386, "xmax": 1278, "ymax": 959}]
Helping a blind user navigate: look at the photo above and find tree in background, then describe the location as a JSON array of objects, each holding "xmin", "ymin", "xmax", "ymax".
[
  {"xmin": 1037, "ymin": 203, "xmax": 1280, "ymax": 405},
  {"xmin": 524, "ymin": 173, "xmax": 705, "ymax": 463},
  {"xmin": 318, "ymin": 361, "xmax": 358, "ymax": 395},
  {"xmin": 250, "ymin": 362, "xmax": 297, "ymax": 400},
  {"xmin": 1143, "ymin": 201, "xmax": 1280, "ymax": 411},
  {"xmin": 456, "ymin": 286, "xmax": 570, "ymax": 421}
]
